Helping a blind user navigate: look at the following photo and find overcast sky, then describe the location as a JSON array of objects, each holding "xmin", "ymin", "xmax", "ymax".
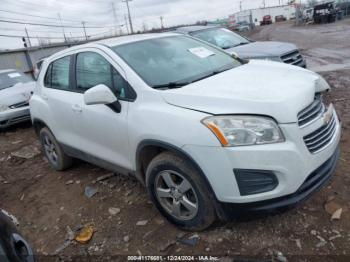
[{"xmin": 0, "ymin": 0, "xmax": 298, "ymax": 50}]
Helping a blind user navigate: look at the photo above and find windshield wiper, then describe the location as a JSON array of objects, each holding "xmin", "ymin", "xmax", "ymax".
[
  {"xmin": 152, "ymin": 67, "xmax": 233, "ymax": 89},
  {"xmin": 234, "ymin": 42, "xmax": 249, "ymax": 47},
  {"xmin": 222, "ymin": 42, "xmax": 249, "ymax": 49},
  {"xmin": 152, "ymin": 81, "xmax": 190, "ymax": 89},
  {"xmin": 191, "ymin": 67, "xmax": 232, "ymax": 84}
]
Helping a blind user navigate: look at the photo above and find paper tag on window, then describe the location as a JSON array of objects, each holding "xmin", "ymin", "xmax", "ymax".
[
  {"xmin": 188, "ymin": 47, "xmax": 215, "ymax": 59},
  {"xmin": 8, "ymin": 73, "xmax": 21, "ymax": 78}
]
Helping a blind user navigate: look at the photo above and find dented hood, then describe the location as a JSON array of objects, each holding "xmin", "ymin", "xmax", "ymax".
[
  {"xmin": 161, "ymin": 60, "xmax": 329, "ymax": 123},
  {"xmin": 0, "ymin": 81, "xmax": 35, "ymax": 106}
]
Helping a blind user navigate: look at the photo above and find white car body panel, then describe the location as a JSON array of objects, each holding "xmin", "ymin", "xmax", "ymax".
[
  {"xmin": 30, "ymin": 33, "xmax": 341, "ymax": 206},
  {"xmin": 161, "ymin": 60, "xmax": 327, "ymax": 123},
  {"xmin": 0, "ymin": 80, "xmax": 35, "ymax": 128}
]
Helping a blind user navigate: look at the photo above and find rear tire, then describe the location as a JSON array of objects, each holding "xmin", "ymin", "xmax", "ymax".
[
  {"xmin": 146, "ymin": 152, "xmax": 216, "ymax": 231},
  {"xmin": 39, "ymin": 127, "xmax": 73, "ymax": 171}
]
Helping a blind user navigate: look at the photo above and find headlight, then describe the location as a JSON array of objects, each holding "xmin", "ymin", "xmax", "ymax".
[
  {"xmin": 0, "ymin": 104, "xmax": 9, "ymax": 112},
  {"xmin": 202, "ymin": 115, "xmax": 284, "ymax": 147}
]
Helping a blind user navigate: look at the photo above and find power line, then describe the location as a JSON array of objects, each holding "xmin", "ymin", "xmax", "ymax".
[
  {"xmin": 0, "ymin": 14, "xmax": 116, "ymax": 28},
  {"xmin": 0, "ymin": 29, "xmax": 116, "ymax": 39},
  {"xmin": 0, "ymin": 26, "xmax": 110, "ymax": 39},
  {"xmin": 0, "ymin": 8, "xmax": 82, "ymax": 23},
  {"xmin": 0, "ymin": 27, "xmax": 60, "ymax": 33},
  {"xmin": 0, "ymin": 33, "xmax": 71, "ymax": 39},
  {"xmin": 2, "ymin": 0, "xmax": 115, "ymax": 20},
  {"xmin": 0, "ymin": 18, "xmax": 120, "ymax": 29}
]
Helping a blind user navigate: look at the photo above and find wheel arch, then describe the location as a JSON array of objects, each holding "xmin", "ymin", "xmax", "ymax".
[
  {"xmin": 135, "ymin": 139, "xmax": 225, "ymax": 218},
  {"xmin": 136, "ymin": 139, "xmax": 217, "ymax": 196},
  {"xmin": 32, "ymin": 118, "xmax": 49, "ymax": 137}
]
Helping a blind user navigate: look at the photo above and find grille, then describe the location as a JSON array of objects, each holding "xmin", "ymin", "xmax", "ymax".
[
  {"xmin": 280, "ymin": 50, "xmax": 303, "ymax": 65},
  {"xmin": 303, "ymin": 113, "xmax": 337, "ymax": 154},
  {"xmin": 9, "ymin": 101, "xmax": 29, "ymax": 109},
  {"xmin": 298, "ymin": 95, "xmax": 325, "ymax": 127}
]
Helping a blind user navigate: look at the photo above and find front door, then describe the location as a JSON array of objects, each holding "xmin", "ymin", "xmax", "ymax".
[{"xmin": 72, "ymin": 51, "xmax": 133, "ymax": 171}]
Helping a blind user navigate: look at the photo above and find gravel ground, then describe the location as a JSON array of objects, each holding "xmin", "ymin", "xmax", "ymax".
[{"xmin": 1, "ymin": 20, "xmax": 350, "ymax": 261}]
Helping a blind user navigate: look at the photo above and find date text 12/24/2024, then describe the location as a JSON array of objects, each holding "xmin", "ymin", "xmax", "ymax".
[{"xmin": 127, "ymin": 255, "xmax": 220, "ymax": 261}]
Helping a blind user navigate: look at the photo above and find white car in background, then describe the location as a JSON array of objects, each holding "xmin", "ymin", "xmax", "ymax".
[
  {"xmin": 0, "ymin": 69, "xmax": 35, "ymax": 129},
  {"xmin": 30, "ymin": 33, "xmax": 340, "ymax": 230}
]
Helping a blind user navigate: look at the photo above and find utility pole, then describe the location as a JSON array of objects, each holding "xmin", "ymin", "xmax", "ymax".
[
  {"xmin": 240, "ymin": 1, "xmax": 242, "ymax": 11},
  {"xmin": 82, "ymin": 22, "xmax": 88, "ymax": 41},
  {"xmin": 142, "ymin": 22, "xmax": 147, "ymax": 32},
  {"xmin": 122, "ymin": 0, "xmax": 134, "ymax": 34},
  {"xmin": 124, "ymin": 14, "xmax": 130, "ymax": 34},
  {"xmin": 58, "ymin": 13, "xmax": 67, "ymax": 43},
  {"xmin": 160, "ymin": 16, "xmax": 164, "ymax": 29},
  {"xmin": 112, "ymin": 2, "xmax": 118, "ymax": 36},
  {"xmin": 24, "ymin": 27, "xmax": 32, "ymax": 47}
]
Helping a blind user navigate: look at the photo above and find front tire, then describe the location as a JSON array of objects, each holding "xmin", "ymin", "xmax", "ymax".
[
  {"xmin": 39, "ymin": 127, "xmax": 73, "ymax": 171},
  {"xmin": 146, "ymin": 152, "xmax": 216, "ymax": 231}
]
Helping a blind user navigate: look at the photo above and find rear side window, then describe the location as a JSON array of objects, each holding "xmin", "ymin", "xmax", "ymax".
[
  {"xmin": 44, "ymin": 64, "xmax": 52, "ymax": 87},
  {"xmin": 44, "ymin": 56, "xmax": 71, "ymax": 90}
]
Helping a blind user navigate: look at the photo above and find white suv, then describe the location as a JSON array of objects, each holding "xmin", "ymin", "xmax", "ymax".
[{"xmin": 30, "ymin": 33, "xmax": 341, "ymax": 230}]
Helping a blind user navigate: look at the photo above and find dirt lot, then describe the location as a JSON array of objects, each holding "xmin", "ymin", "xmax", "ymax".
[{"xmin": 1, "ymin": 20, "xmax": 350, "ymax": 261}]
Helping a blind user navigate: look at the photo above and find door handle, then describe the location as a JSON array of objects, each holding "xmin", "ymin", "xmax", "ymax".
[
  {"xmin": 42, "ymin": 94, "xmax": 48, "ymax": 100},
  {"xmin": 71, "ymin": 104, "xmax": 82, "ymax": 113}
]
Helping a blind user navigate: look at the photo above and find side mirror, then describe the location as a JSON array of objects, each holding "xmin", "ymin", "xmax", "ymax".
[
  {"xmin": 231, "ymin": 52, "xmax": 249, "ymax": 65},
  {"xmin": 231, "ymin": 51, "xmax": 240, "ymax": 60},
  {"xmin": 84, "ymin": 84, "xmax": 117, "ymax": 105}
]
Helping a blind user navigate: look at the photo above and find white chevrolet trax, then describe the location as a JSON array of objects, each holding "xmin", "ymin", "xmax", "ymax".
[{"xmin": 30, "ymin": 33, "xmax": 341, "ymax": 230}]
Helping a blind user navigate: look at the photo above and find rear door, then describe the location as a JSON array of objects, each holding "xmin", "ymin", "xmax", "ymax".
[{"xmin": 42, "ymin": 55, "xmax": 81, "ymax": 149}]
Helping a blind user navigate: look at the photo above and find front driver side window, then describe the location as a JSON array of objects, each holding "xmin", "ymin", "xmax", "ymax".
[
  {"xmin": 76, "ymin": 52, "xmax": 112, "ymax": 91},
  {"xmin": 76, "ymin": 52, "xmax": 127, "ymax": 99}
]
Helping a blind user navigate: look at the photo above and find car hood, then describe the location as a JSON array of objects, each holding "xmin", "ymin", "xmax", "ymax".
[
  {"xmin": 227, "ymin": 41, "xmax": 298, "ymax": 58},
  {"xmin": 161, "ymin": 60, "xmax": 329, "ymax": 124},
  {"xmin": 0, "ymin": 81, "xmax": 35, "ymax": 106}
]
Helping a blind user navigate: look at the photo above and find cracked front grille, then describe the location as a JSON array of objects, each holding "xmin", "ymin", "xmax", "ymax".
[
  {"xmin": 303, "ymin": 112, "xmax": 337, "ymax": 154},
  {"xmin": 298, "ymin": 95, "xmax": 325, "ymax": 127}
]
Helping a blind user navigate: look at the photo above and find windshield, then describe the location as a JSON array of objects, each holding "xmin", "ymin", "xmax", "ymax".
[
  {"xmin": 190, "ymin": 28, "xmax": 250, "ymax": 49},
  {"xmin": 0, "ymin": 71, "xmax": 32, "ymax": 90},
  {"xmin": 112, "ymin": 35, "xmax": 241, "ymax": 88}
]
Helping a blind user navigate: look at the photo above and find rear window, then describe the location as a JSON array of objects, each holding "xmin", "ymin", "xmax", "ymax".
[{"xmin": 0, "ymin": 71, "xmax": 32, "ymax": 90}]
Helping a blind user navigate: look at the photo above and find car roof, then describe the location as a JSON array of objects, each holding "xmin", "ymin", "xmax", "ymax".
[
  {"xmin": 48, "ymin": 32, "xmax": 181, "ymax": 60},
  {"xmin": 94, "ymin": 32, "xmax": 180, "ymax": 47},
  {"xmin": 175, "ymin": 25, "xmax": 219, "ymax": 34},
  {"xmin": 0, "ymin": 69, "xmax": 17, "ymax": 74}
]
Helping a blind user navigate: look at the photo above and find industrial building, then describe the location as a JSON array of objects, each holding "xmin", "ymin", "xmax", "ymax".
[{"xmin": 228, "ymin": 4, "xmax": 297, "ymax": 27}]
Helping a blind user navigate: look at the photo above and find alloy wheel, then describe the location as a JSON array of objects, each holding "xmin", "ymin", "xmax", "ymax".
[
  {"xmin": 42, "ymin": 134, "xmax": 58, "ymax": 165},
  {"xmin": 155, "ymin": 170, "xmax": 198, "ymax": 220}
]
